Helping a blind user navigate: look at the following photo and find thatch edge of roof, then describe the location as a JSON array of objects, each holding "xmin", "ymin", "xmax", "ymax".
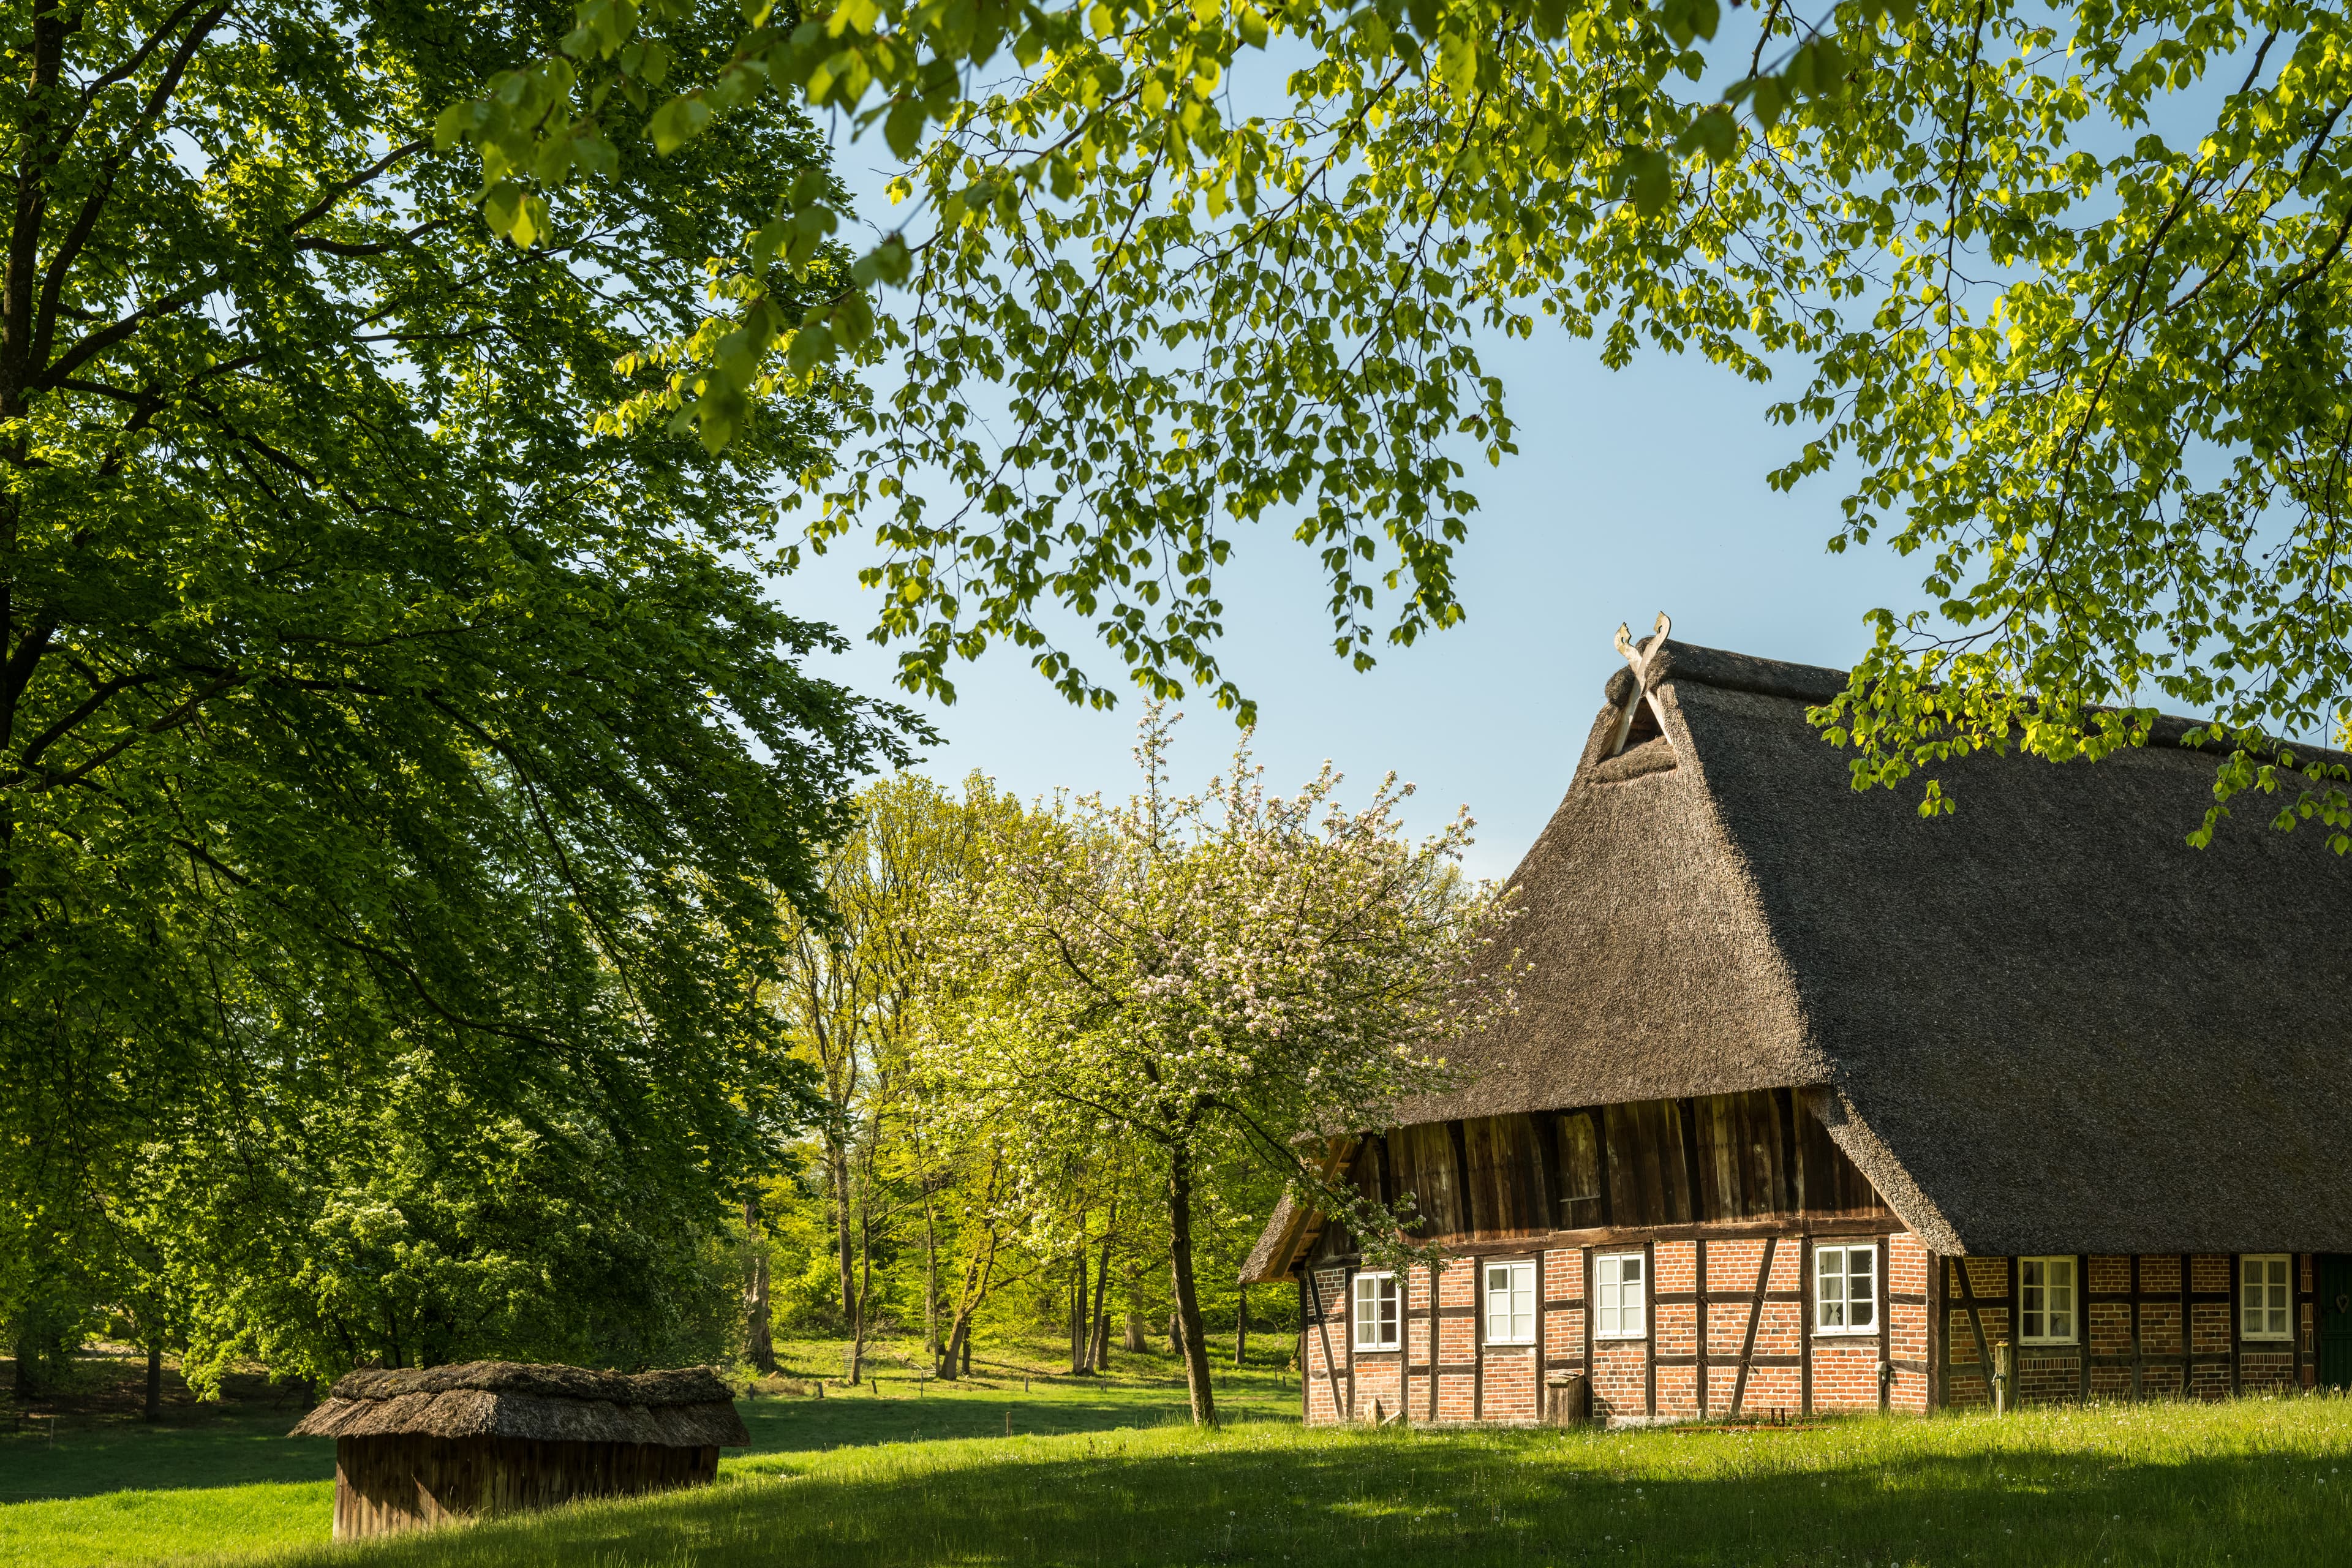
[{"xmin": 290, "ymin": 1390, "xmax": 749, "ymax": 1447}]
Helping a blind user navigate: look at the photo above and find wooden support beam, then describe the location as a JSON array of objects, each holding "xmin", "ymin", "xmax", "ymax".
[
  {"xmin": 2077, "ymin": 1253, "xmax": 2091, "ymax": 1402},
  {"xmin": 1879, "ymin": 1237, "xmax": 1894, "ymax": 1412},
  {"xmin": 1303, "ymin": 1268, "xmax": 1346, "ymax": 1423},
  {"xmin": 1645, "ymin": 1239, "xmax": 1657, "ymax": 1417},
  {"xmin": 1729, "ymin": 1235, "xmax": 1777, "ymax": 1417},
  {"xmin": 1954, "ymin": 1257, "xmax": 1996, "ymax": 1409},
  {"xmin": 1696, "ymin": 1239, "xmax": 1710, "ymax": 1416},
  {"xmin": 1800, "ymin": 1235, "xmax": 1815, "ymax": 1417}
]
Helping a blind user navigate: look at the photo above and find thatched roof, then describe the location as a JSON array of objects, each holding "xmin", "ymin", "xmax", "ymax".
[
  {"xmin": 290, "ymin": 1362, "xmax": 750, "ymax": 1447},
  {"xmin": 1262, "ymin": 635, "xmax": 2352, "ymax": 1265}
]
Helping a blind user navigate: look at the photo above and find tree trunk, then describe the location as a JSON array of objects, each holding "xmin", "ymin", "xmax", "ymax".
[
  {"xmin": 848, "ymin": 1204, "xmax": 875, "ymax": 1385},
  {"xmin": 1234, "ymin": 1284, "xmax": 1248, "ymax": 1368},
  {"xmin": 1069, "ymin": 1245, "xmax": 1091, "ymax": 1374},
  {"xmin": 143, "ymin": 1341, "xmax": 162, "ymax": 1422},
  {"xmin": 1088, "ymin": 1221, "xmax": 1115, "ymax": 1371},
  {"xmin": 11, "ymin": 1330, "xmax": 34, "ymax": 1400},
  {"xmin": 1166, "ymin": 1143, "xmax": 1216, "ymax": 1426},
  {"xmin": 922, "ymin": 1200, "xmax": 941, "ymax": 1361},
  {"xmin": 829, "ymin": 1134, "xmax": 856, "ymax": 1324},
  {"xmin": 744, "ymin": 1197, "xmax": 777, "ymax": 1374}
]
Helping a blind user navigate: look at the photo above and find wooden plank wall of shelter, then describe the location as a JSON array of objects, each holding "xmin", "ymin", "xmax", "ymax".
[
  {"xmin": 333, "ymin": 1435, "xmax": 720, "ymax": 1540},
  {"xmin": 1312, "ymin": 1089, "xmax": 1895, "ymax": 1261},
  {"xmin": 1939, "ymin": 1253, "xmax": 2323, "ymax": 1408}
]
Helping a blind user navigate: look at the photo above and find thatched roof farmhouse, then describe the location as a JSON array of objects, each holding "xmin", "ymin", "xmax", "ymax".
[
  {"xmin": 292, "ymin": 1361, "xmax": 747, "ymax": 1539},
  {"xmin": 1249, "ymin": 628, "xmax": 2352, "ymax": 1425}
]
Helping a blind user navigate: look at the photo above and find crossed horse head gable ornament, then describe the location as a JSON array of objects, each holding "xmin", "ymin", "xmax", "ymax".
[{"xmin": 1605, "ymin": 611, "xmax": 1672, "ymax": 757}]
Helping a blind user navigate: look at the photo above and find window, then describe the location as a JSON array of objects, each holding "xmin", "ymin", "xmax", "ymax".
[
  {"xmin": 2242, "ymin": 1255, "xmax": 2293, "ymax": 1341},
  {"xmin": 2019, "ymin": 1257, "xmax": 2077, "ymax": 1344},
  {"xmin": 1814, "ymin": 1244, "xmax": 1877, "ymax": 1333},
  {"xmin": 1485, "ymin": 1260, "xmax": 1536, "ymax": 1345},
  {"xmin": 1352, "ymin": 1272, "xmax": 1400, "ymax": 1351},
  {"xmin": 1595, "ymin": 1252, "xmax": 1645, "ymax": 1340}
]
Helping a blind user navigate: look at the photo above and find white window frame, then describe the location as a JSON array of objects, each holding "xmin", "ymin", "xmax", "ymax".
[
  {"xmin": 1351, "ymin": 1271, "xmax": 1400, "ymax": 1352},
  {"xmin": 2018, "ymin": 1256, "xmax": 2078, "ymax": 1345},
  {"xmin": 2241, "ymin": 1254, "xmax": 2294, "ymax": 1342},
  {"xmin": 1483, "ymin": 1259, "xmax": 1537, "ymax": 1346},
  {"xmin": 1812, "ymin": 1243, "xmax": 1879, "ymax": 1335},
  {"xmin": 1594, "ymin": 1251, "xmax": 1646, "ymax": 1341}
]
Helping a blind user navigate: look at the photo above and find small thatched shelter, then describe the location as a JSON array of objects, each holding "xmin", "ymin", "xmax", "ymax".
[{"xmin": 290, "ymin": 1361, "xmax": 749, "ymax": 1540}]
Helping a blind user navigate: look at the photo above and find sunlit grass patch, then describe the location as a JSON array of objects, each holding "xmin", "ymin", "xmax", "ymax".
[
  {"xmin": 273, "ymin": 1395, "xmax": 2352, "ymax": 1568},
  {"xmin": 6, "ymin": 1378, "xmax": 2352, "ymax": 1567}
]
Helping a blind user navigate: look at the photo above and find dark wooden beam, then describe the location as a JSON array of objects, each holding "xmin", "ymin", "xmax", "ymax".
[
  {"xmin": 1697, "ymin": 1239, "xmax": 1711, "ymax": 1417},
  {"xmin": 2129, "ymin": 1254, "xmax": 2142, "ymax": 1401},
  {"xmin": 1879, "ymin": 1237, "xmax": 1893, "ymax": 1412},
  {"xmin": 1729, "ymin": 1235, "xmax": 1776, "ymax": 1417},
  {"xmin": 2077, "ymin": 1253, "xmax": 2091, "ymax": 1403},
  {"xmin": 1645, "ymin": 1239, "xmax": 1657, "ymax": 1417},
  {"xmin": 1954, "ymin": 1256, "xmax": 1994, "ymax": 1409},
  {"xmin": 1303, "ymin": 1268, "xmax": 1346, "ymax": 1423}
]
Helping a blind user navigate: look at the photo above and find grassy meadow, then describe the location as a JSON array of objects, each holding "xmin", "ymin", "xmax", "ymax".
[{"xmin": 5, "ymin": 1343, "xmax": 2352, "ymax": 1567}]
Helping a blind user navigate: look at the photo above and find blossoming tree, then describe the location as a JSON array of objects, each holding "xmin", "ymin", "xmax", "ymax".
[{"xmin": 932, "ymin": 710, "xmax": 1515, "ymax": 1425}]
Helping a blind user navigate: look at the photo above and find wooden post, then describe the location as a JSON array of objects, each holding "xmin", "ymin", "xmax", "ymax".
[
  {"xmin": 1695, "ymin": 1238, "xmax": 1710, "ymax": 1417},
  {"xmin": 1643, "ymin": 1239, "xmax": 1657, "ymax": 1417},
  {"xmin": 1992, "ymin": 1343, "xmax": 2012, "ymax": 1415},
  {"xmin": 1878, "ymin": 1236, "xmax": 1893, "ymax": 1412},
  {"xmin": 1799, "ymin": 1234, "xmax": 1814, "ymax": 1417},
  {"xmin": 2077, "ymin": 1253, "xmax": 2092, "ymax": 1403},
  {"xmin": 2129, "ymin": 1254, "xmax": 2143, "ymax": 1401},
  {"xmin": 2230, "ymin": 1253, "xmax": 2244, "ymax": 1398},
  {"xmin": 1928, "ymin": 1254, "xmax": 1947, "ymax": 1412},
  {"xmin": 1582, "ymin": 1247, "xmax": 1596, "ymax": 1420}
]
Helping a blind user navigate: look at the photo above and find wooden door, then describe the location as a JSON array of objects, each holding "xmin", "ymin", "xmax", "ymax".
[{"xmin": 2319, "ymin": 1256, "xmax": 2352, "ymax": 1391}]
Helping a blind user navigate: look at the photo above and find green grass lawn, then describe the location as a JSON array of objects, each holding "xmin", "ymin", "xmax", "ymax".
[
  {"xmin": 7, "ymin": 1346, "xmax": 2352, "ymax": 1567},
  {"xmin": 0, "ymin": 1340, "xmax": 1294, "ymax": 1566}
]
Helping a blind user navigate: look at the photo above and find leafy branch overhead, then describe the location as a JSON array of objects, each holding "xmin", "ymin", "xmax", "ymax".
[
  {"xmin": 457, "ymin": 0, "xmax": 2352, "ymax": 850},
  {"xmin": 438, "ymin": 0, "xmax": 1869, "ymax": 716}
]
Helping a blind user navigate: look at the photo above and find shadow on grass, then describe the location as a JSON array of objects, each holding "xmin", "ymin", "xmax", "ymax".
[
  {"xmin": 265, "ymin": 1407, "xmax": 2352, "ymax": 1568},
  {"xmin": 0, "ymin": 1412, "xmax": 335, "ymax": 1504},
  {"xmin": 737, "ymin": 1384, "xmax": 1294, "ymax": 1453}
]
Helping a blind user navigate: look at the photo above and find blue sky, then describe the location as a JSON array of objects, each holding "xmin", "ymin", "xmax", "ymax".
[{"xmin": 774, "ymin": 313, "xmax": 1931, "ymax": 882}]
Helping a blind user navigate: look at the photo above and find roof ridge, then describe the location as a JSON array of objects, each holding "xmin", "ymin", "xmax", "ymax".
[{"xmin": 1605, "ymin": 638, "xmax": 2351, "ymax": 768}]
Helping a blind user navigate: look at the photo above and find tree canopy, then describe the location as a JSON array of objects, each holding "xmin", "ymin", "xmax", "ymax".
[
  {"xmin": 0, "ymin": 0, "xmax": 914, "ymax": 1383},
  {"xmin": 451, "ymin": 0, "xmax": 2352, "ymax": 843}
]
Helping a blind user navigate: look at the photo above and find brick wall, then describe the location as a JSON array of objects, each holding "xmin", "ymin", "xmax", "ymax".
[
  {"xmin": 1351, "ymin": 1352, "xmax": 1405, "ymax": 1422},
  {"xmin": 1811, "ymin": 1339, "xmax": 1882, "ymax": 1411},
  {"xmin": 1591, "ymin": 1340, "xmax": 1647, "ymax": 1420},
  {"xmin": 1484, "ymin": 1346, "xmax": 1538, "ymax": 1420}
]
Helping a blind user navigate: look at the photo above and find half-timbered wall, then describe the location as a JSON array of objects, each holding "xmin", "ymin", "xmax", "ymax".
[
  {"xmin": 1299, "ymin": 1232, "xmax": 1936, "ymax": 1425},
  {"xmin": 1313, "ymin": 1090, "xmax": 1892, "ymax": 1259},
  {"xmin": 1941, "ymin": 1253, "xmax": 2321, "ymax": 1406}
]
